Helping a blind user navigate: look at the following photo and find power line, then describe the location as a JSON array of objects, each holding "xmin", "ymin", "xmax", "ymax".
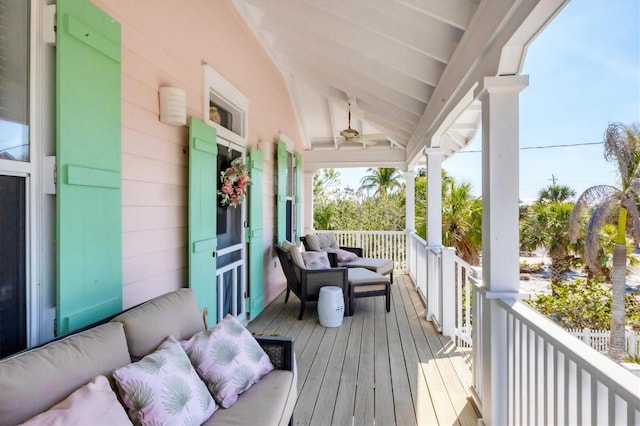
[{"xmin": 459, "ymin": 141, "xmax": 603, "ymax": 154}]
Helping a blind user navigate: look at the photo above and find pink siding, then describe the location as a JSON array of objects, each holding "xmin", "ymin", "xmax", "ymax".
[{"xmin": 94, "ymin": 0, "xmax": 302, "ymax": 309}]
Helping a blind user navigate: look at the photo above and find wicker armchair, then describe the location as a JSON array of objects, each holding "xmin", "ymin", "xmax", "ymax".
[{"xmin": 274, "ymin": 245, "xmax": 348, "ymax": 320}]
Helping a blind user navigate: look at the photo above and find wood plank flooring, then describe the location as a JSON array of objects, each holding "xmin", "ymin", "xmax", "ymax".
[{"xmin": 248, "ymin": 274, "xmax": 479, "ymax": 426}]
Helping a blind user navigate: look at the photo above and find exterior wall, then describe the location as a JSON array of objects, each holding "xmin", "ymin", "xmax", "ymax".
[{"xmin": 93, "ymin": 0, "xmax": 303, "ymax": 309}]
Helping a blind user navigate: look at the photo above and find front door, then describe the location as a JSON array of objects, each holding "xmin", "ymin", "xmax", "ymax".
[{"xmin": 215, "ymin": 142, "xmax": 247, "ymax": 325}]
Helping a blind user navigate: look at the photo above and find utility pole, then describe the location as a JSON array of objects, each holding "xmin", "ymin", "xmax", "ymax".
[{"xmin": 549, "ymin": 174, "xmax": 558, "ymax": 185}]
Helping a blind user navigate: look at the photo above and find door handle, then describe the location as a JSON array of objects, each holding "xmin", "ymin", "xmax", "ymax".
[{"xmin": 212, "ymin": 251, "xmax": 216, "ymax": 258}]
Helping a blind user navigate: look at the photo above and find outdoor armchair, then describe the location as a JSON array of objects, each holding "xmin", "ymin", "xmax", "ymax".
[{"xmin": 274, "ymin": 245, "xmax": 348, "ymax": 320}]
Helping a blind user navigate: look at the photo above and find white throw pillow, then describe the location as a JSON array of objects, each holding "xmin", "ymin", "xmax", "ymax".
[
  {"xmin": 20, "ymin": 375, "xmax": 132, "ymax": 426},
  {"xmin": 113, "ymin": 336, "xmax": 216, "ymax": 425},
  {"xmin": 181, "ymin": 315, "xmax": 274, "ymax": 408}
]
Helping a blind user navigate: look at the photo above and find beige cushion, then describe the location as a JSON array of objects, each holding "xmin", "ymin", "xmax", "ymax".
[
  {"xmin": 353, "ymin": 284, "xmax": 388, "ymax": 293},
  {"xmin": 203, "ymin": 370, "xmax": 297, "ymax": 426},
  {"xmin": 347, "ymin": 267, "xmax": 390, "ymax": 285},
  {"xmin": 21, "ymin": 376, "xmax": 132, "ymax": 426},
  {"xmin": 281, "ymin": 240, "xmax": 305, "ymax": 268},
  {"xmin": 345, "ymin": 257, "xmax": 394, "ymax": 275},
  {"xmin": 303, "ymin": 233, "xmax": 322, "ymax": 251},
  {"xmin": 301, "ymin": 251, "xmax": 331, "ymax": 269},
  {"xmin": 111, "ymin": 288, "xmax": 204, "ymax": 361},
  {"xmin": 0, "ymin": 322, "xmax": 131, "ymax": 425},
  {"xmin": 324, "ymin": 232, "xmax": 339, "ymax": 249},
  {"xmin": 305, "ymin": 233, "xmax": 339, "ymax": 251}
]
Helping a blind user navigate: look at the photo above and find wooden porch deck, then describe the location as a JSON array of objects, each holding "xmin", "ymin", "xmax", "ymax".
[{"xmin": 247, "ymin": 274, "xmax": 479, "ymax": 426}]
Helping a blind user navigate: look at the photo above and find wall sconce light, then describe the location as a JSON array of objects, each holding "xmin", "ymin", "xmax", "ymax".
[{"xmin": 159, "ymin": 87, "xmax": 186, "ymax": 126}]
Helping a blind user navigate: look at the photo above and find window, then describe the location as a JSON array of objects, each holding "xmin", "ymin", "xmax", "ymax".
[
  {"xmin": 0, "ymin": 0, "xmax": 30, "ymax": 162},
  {"xmin": 203, "ymin": 65, "xmax": 248, "ymax": 148}
]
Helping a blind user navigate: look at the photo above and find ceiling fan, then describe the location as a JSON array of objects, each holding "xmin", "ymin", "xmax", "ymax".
[{"xmin": 338, "ymin": 100, "xmax": 377, "ymax": 146}]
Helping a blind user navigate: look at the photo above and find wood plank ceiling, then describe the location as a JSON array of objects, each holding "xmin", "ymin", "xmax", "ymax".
[{"xmin": 233, "ymin": 0, "xmax": 566, "ymax": 170}]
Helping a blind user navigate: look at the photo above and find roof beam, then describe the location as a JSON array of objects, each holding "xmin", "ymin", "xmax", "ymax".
[
  {"xmin": 395, "ymin": 0, "xmax": 477, "ymax": 30},
  {"xmin": 304, "ymin": 145, "xmax": 408, "ymax": 172},
  {"xmin": 300, "ymin": 0, "xmax": 457, "ymax": 65}
]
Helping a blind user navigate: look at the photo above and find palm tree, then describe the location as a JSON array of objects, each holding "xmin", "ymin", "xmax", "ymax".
[
  {"xmin": 358, "ymin": 167, "xmax": 403, "ymax": 197},
  {"xmin": 569, "ymin": 122, "xmax": 640, "ymax": 362},
  {"xmin": 313, "ymin": 168, "xmax": 341, "ymax": 198},
  {"xmin": 442, "ymin": 176, "xmax": 482, "ymax": 265},
  {"xmin": 520, "ymin": 184, "xmax": 576, "ymax": 283}
]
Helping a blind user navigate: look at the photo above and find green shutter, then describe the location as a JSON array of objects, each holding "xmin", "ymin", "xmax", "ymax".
[
  {"xmin": 188, "ymin": 118, "xmax": 218, "ymax": 325},
  {"xmin": 276, "ymin": 139, "xmax": 287, "ymax": 244},
  {"xmin": 294, "ymin": 153, "xmax": 303, "ymax": 244},
  {"xmin": 56, "ymin": 0, "xmax": 122, "ymax": 335},
  {"xmin": 247, "ymin": 148, "xmax": 264, "ymax": 320}
]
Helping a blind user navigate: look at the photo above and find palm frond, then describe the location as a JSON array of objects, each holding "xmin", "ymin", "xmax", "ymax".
[
  {"xmin": 604, "ymin": 122, "xmax": 640, "ymax": 188},
  {"xmin": 584, "ymin": 197, "xmax": 621, "ymax": 272},
  {"xmin": 137, "ymin": 354, "xmax": 166, "ymax": 375},
  {"xmin": 622, "ymin": 194, "xmax": 640, "ymax": 246},
  {"xmin": 122, "ymin": 379, "xmax": 155, "ymax": 413},
  {"xmin": 569, "ymin": 185, "xmax": 620, "ymax": 243},
  {"xmin": 244, "ymin": 339, "xmax": 267, "ymax": 363},
  {"xmin": 222, "ymin": 317, "xmax": 245, "ymax": 336},
  {"xmin": 211, "ymin": 339, "xmax": 239, "ymax": 365},
  {"xmin": 161, "ymin": 375, "xmax": 193, "ymax": 415},
  {"xmin": 231, "ymin": 365, "xmax": 255, "ymax": 393}
]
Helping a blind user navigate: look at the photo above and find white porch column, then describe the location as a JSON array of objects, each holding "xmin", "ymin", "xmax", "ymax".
[
  {"xmin": 404, "ymin": 170, "xmax": 416, "ymax": 274},
  {"xmin": 404, "ymin": 170, "xmax": 416, "ymax": 233},
  {"xmin": 303, "ymin": 172, "xmax": 315, "ymax": 234},
  {"xmin": 425, "ymin": 149, "xmax": 444, "ymax": 326},
  {"xmin": 476, "ymin": 74, "xmax": 528, "ymax": 426},
  {"xmin": 426, "ymin": 150, "xmax": 443, "ymax": 246}
]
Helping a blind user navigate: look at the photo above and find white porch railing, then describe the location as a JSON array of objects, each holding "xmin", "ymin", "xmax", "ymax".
[
  {"xmin": 454, "ymin": 255, "xmax": 474, "ymax": 347},
  {"xmin": 313, "ymin": 231, "xmax": 640, "ymax": 423},
  {"xmin": 316, "ymin": 230, "xmax": 406, "ymax": 270},
  {"xmin": 407, "ymin": 232, "xmax": 427, "ymax": 301},
  {"xmin": 473, "ymin": 282, "xmax": 640, "ymax": 425}
]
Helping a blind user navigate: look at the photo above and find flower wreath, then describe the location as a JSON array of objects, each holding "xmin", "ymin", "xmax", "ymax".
[{"xmin": 218, "ymin": 157, "xmax": 251, "ymax": 207}]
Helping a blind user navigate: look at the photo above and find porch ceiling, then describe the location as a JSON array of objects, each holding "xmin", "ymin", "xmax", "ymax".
[{"xmin": 233, "ymin": 0, "xmax": 567, "ymax": 171}]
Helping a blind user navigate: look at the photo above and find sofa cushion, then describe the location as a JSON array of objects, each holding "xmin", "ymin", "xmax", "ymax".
[
  {"xmin": 203, "ymin": 370, "xmax": 296, "ymax": 426},
  {"xmin": 305, "ymin": 233, "xmax": 339, "ymax": 251},
  {"xmin": 0, "ymin": 322, "xmax": 131, "ymax": 425},
  {"xmin": 111, "ymin": 288, "xmax": 204, "ymax": 361},
  {"xmin": 113, "ymin": 336, "xmax": 217, "ymax": 425},
  {"xmin": 281, "ymin": 240, "xmax": 305, "ymax": 268},
  {"xmin": 301, "ymin": 251, "xmax": 331, "ymax": 269},
  {"xmin": 303, "ymin": 233, "xmax": 322, "ymax": 251},
  {"xmin": 181, "ymin": 315, "xmax": 274, "ymax": 408},
  {"xmin": 21, "ymin": 375, "xmax": 132, "ymax": 426}
]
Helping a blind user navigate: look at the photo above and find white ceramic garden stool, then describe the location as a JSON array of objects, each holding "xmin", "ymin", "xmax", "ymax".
[{"xmin": 317, "ymin": 286, "xmax": 344, "ymax": 327}]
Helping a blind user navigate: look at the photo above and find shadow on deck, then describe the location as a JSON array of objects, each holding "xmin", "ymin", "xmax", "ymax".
[{"xmin": 248, "ymin": 274, "xmax": 480, "ymax": 426}]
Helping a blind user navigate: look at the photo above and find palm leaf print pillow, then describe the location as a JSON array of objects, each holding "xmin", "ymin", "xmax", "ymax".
[
  {"xmin": 113, "ymin": 336, "xmax": 216, "ymax": 425},
  {"xmin": 181, "ymin": 314, "xmax": 274, "ymax": 408}
]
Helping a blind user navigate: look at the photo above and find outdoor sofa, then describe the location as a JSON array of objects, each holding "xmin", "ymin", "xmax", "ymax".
[
  {"xmin": 0, "ymin": 288, "xmax": 297, "ymax": 425},
  {"xmin": 301, "ymin": 233, "xmax": 394, "ymax": 283}
]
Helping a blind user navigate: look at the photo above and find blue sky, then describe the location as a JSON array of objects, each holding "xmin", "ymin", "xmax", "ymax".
[{"xmin": 337, "ymin": 0, "xmax": 640, "ymax": 201}]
